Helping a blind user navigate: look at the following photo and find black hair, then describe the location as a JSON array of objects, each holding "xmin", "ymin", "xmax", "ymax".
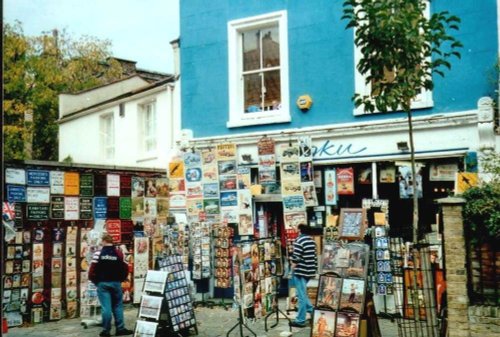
[{"xmin": 297, "ymin": 224, "xmax": 309, "ymax": 234}]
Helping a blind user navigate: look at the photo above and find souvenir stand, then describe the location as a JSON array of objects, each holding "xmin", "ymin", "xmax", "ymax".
[
  {"xmin": 191, "ymin": 221, "xmax": 215, "ymax": 308},
  {"xmin": 134, "ymin": 255, "xmax": 197, "ymax": 337}
]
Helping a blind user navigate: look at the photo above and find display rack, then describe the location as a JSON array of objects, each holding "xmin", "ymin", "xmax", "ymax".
[{"xmin": 135, "ymin": 255, "xmax": 197, "ymax": 337}]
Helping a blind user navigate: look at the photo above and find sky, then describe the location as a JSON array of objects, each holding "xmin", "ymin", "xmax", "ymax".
[{"xmin": 4, "ymin": 0, "xmax": 180, "ymax": 74}]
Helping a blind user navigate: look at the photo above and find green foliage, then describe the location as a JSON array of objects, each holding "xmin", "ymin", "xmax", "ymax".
[
  {"xmin": 3, "ymin": 21, "xmax": 123, "ymax": 161},
  {"xmin": 342, "ymin": 0, "xmax": 462, "ymax": 113},
  {"xmin": 463, "ymin": 151, "xmax": 500, "ymax": 241}
]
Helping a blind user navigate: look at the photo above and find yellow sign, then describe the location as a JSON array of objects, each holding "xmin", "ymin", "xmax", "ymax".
[
  {"xmin": 455, "ymin": 172, "xmax": 478, "ymax": 195},
  {"xmin": 64, "ymin": 172, "xmax": 80, "ymax": 195}
]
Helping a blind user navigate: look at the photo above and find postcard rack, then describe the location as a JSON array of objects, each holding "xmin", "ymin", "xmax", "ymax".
[
  {"xmin": 134, "ymin": 255, "xmax": 198, "ymax": 337},
  {"xmin": 312, "ymin": 240, "xmax": 371, "ymax": 337}
]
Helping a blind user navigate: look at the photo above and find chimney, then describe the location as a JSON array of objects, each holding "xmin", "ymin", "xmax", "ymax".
[{"xmin": 170, "ymin": 38, "xmax": 180, "ymax": 77}]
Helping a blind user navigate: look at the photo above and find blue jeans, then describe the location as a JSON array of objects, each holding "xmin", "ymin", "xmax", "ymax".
[
  {"xmin": 97, "ymin": 281, "xmax": 125, "ymax": 333},
  {"xmin": 292, "ymin": 274, "xmax": 314, "ymax": 324}
]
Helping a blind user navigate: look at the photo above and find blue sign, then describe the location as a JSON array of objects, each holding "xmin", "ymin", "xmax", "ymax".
[
  {"xmin": 7, "ymin": 185, "xmax": 26, "ymax": 202},
  {"xmin": 27, "ymin": 170, "xmax": 50, "ymax": 186},
  {"xmin": 94, "ymin": 197, "xmax": 108, "ymax": 219}
]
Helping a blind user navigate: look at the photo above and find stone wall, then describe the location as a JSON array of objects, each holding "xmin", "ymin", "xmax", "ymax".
[{"xmin": 468, "ymin": 305, "xmax": 500, "ymax": 336}]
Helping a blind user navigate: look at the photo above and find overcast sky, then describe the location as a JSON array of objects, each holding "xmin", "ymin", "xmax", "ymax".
[{"xmin": 4, "ymin": 0, "xmax": 179, "ymax": 74}]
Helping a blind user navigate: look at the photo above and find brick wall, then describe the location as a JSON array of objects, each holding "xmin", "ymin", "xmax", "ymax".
[{"xmin": 439, "ymin": 197, "xmax": 500, "ymax": 337}]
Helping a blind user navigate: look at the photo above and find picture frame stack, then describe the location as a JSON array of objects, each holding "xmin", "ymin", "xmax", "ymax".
[{"xmin": 312, "ymin": 241, "xmax": 370, "ymax": 337}]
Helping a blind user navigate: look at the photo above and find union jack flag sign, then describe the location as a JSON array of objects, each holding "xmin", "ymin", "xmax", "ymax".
[{"xmin": 2, "ymin": 202, "xmax": 15, "ymax": 221}]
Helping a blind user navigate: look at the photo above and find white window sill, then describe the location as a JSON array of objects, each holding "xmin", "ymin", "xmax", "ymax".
[
  {"xmin": 353, "ymin": 100, "xmax": 434, "ymax": 116},
  {"xmin": 227, "ymin": 113, "xmax": 291, "ymax": 128}
]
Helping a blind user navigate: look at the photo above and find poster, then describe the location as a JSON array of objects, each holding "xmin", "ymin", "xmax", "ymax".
[
  {"xmin": 64, "ymin": 172, "xmax": 80, "ymax": 195},
  {"xmin": 455, "ymin": 172, "xmax": 478, "ymax": 195},
  {"xmin": 324, "ymin": 169, "xmax": 337, "ymax": 205},
  {"xmin": 27, "ymin": 187, "xmax": 50, "ymax": 203},
  {"xmin": 106, "ymin": 220, "xmax": 121, "ymax": 243},
  {"xmin": 5, "ymin": 168, "xmax": 26, "ymax": 185},
  {"xmin": 50, "ymin": 171, "xmax": 65, "ymax": 194},
  {"xmin": 398, "ymin": 166, "xmax": 423, "ymax": 199},
  {"xmin": 80, "ymin": 173, "xmax": 94, "ymax": 196},
  {"xmin": 379, "ymin": 166, "xmax": 396, "ymax": 183},
  {"xmin": 27, "ymin": 170, "xmax": 50, "ymax": 186},
  {"xmin": 337, "ymin": 167, "xmax": 354, "ymax": 195},
  {"xmin": 64, "ymin": 197, "xmax": 80, "ymax": 220},
  {"xmin": 107, "ymin": 174, "xmax": 121, "ymax": 196}
]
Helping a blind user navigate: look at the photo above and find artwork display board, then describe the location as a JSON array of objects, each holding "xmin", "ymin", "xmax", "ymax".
[
  {"xmin": 314, "ymin": 240, "xmax": 370, "ymax": 336},
  {"xmin": 232, "ymin": 238, "xmax": 283, "ymax": 319},
  {"xmin": 191, "ymin": 222, "xmax": 211, "ymax": 279},
  {"xmin": 213, "ymin": 224, "xmax": 233, "ymax": 288}
]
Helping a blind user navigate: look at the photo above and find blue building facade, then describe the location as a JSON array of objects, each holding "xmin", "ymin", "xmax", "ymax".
[{"xmin": 180, "ymin": 0, "xmax": 498, "ymax": 138}]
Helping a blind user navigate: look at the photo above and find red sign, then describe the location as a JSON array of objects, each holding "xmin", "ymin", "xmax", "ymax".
[{"xmin": 106, "ymin": 219, "xmax": 121, "ymax": 243}]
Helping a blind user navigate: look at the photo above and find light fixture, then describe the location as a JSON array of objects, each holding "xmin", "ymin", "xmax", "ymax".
[{"xmin": 397, "ymin": 141, "xmax": 409, "ymax": 151}]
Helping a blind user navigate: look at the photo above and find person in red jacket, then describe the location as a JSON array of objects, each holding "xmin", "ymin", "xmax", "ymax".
[{"xmin": 89, "ymin": 234, "xmax": 132, "ymax": 337}]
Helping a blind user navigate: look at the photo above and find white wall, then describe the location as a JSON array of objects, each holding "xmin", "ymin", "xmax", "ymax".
[{"xmin": 59, "ymin": 84, "xmax": 179, "ymax": 170}]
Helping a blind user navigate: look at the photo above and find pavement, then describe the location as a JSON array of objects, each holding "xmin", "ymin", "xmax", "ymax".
[{"xmin": 6, "ymin": 301, "xmax": 399, "ymax": 337}]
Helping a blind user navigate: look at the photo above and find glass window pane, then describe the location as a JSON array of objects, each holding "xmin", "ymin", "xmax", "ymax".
[
  {"xmin": 244, "ymin": 73, "xmax": 262, "ymax": 113},
  {"xmin": 243, "ymin": 29, "xmax": 260, "ymax": 71},
  {"xmin": 263, "ymin": 70, "xmax": 281, "ymax": 111},
  {"xmin": 262, "ymin": 27, "xmax": 280, "ymax": 68}
]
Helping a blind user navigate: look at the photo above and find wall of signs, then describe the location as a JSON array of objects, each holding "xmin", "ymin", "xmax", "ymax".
[{"xmin": 2, "ymin": 164, "xmax": 166, "ymax": 326}]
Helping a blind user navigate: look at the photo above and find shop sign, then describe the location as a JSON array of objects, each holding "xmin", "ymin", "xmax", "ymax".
[
  {"xmin": 50, "ymin": 196, "xmax": 65, "ymax": 219},
  {"xmin": 7, "ymin": 185, "xmax": 26, "ymax": 202},
  {"xmin": 64, "ymin": 196, "xmax": 79, "ymax": 220},
  {"xmin": 27, "ymin": 170, "xmax": 50, "ymax": 186},
  {"xmin": 27, "ymin": 204, "xmax": 50, "ymax": 220},
  {"xmin": 50, "ymin": 171, "xmax": 65, "ymax": 194},
  {"xmin": 27, "ymin": 187, "xmax": 50, "ymax": 203},
  {"xmin": 312, "ymin": 140, "xmax": 368, "ymax": 160},
  {"xmin": 80, "ymin": 174, "xmax": 94, "ymax": 196},
  {"xmin": 107, "ymin": 174, "xmax": 120, "ymax": 196},
  {"xmin": 64, "ymin": 172, "xmax": 80, "ymax": 195},
  {"xmin": 5, "ymin": 168, "xmax": 26, "ymax": 185},
  {"xmin": 79, "ymin": 197, "xmax": 93, "ymax": 220},
  {"xmin": 106, "ymin": 219, "xmax": 121, "ymax": 243},
  {"xmin": 429, "ymin": 163, "xmax": 458, "ymax": 181},
  {"xmin": 119, "ymin": 197, "xmax": 132, "ymax": 219},
  {"xmin": 94, "ymin": 197, "xmax": 108, "ymax": 219}
]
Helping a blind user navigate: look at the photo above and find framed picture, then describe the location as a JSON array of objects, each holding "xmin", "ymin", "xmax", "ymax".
[
  {"xmin": 345, "ymin": 243, "xmax": 370, "ymax": 278},
  {"xmin": 338, "ymin": 208, "xmax": 366, "ymax": 241},
  {"xmin": 134, "ymin": 320, "xmax": 158, "ymax": 337},
  {"xmin": 320, "ymin": 242, "xmax": 346, "ymax": 276},
  {"xmin": 139, "ymin": 295, "xmax": 163, "ymax": 320},
  {"xmin": 335, "ymin": 311, "xmax": 360, "ymax": 337},
  {"xmin": 316, "ymin": 275, "xmax": 342, "ymax": 310},
  {"xmin": 403, "ymin": 269, "xmax": 426, "ymax": 320},
  {"xmin": 311, "ymin": 309, "xmax": 336, "ymax": 337},
  {"xmin": 143, "ymin": 270, "xmax": 168, "ymax": 294},
  {"xmin": 339, "ymin": 278, "xmax": 365, "ymax": 313}
]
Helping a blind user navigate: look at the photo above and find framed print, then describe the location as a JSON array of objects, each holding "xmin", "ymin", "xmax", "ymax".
[
  {"xmin": 316, "ymin": 275, "xmax": 342, "ymax": 310},
  {"xmin": 139, "ymin": 295, "xmax": 163, "ymax": 320},
  {"xmin": 320, "ymin": 242, "xmax": 346, "ymax": 275},
  {"xmin": 311, "ymin": 309, "xmax": 336, "ymax": 337},
  {"xmin": 335, "ymin": 311, "xmax": 360, "ymax": 337},
  {"xmin": 345, "ymin": 243, "xmax": 369, "ymax": 278},
  {"xmin": 338, "ymin": 208, "xmax": 366, "ymax": 241},
  {"xmin": 134, "ymin": 320, "xmax": 158, "ymax": 337},
  {"xmin": 339, "ymin": 278, "xmax": 365, "ymax": 313},
  {"xmin": 143, "ymin": 270, "xmax": 168, "ymax": 293}
]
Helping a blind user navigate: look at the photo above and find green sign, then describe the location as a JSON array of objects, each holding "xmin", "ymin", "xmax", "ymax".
[
  {"xmin": 50, "ymin": 196, "xmax": 65, "ymax": 219},
  {"xmin": 80, "ymin": 174, "xmax": 94, "ymax": 196},
  {"xmin": 80, "ymin": 197, "xmax": 93, "ymax": 220},
  {"xmin": 27, "ymin": 204, "xmax": 50, "ymax": 220},
  {"xmin": 119, "ymin": 197, "xmax": 132, "ymax": 219}
]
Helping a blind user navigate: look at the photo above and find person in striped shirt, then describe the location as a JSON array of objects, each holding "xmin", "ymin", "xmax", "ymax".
[{"xmin": 290, "ymin": 224, "xmax": 317, "ymax": 327}]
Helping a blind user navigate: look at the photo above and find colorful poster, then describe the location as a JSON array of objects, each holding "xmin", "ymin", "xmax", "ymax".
[
  {"xmin": 324, "ymin": 169, "xmax": 337, "ymax": 206},
  {"xmin": 337, "ymin": 167, "xmax": 355, "ymax": 195},
  {"xmin": 379, "ymin": 166, "xmax": 396, "ymax": 183},
  {"xmin": 106, "ymin": 220, "xmax": 121, "ymax": 243},
  {"xmin": 132, "ymin": 177, "xmax": 145, "ymax": 197},
  {"xmin": 398, "ymin": 166, "xmax": 423, "ymax": 199},
  {"xmin": 455, "ymin": 172, "xmax": 478, "ymax": 195},
  {"xmin": 216, "ymin": 143, "xmax": 237, "ymax": 160},
  {"xmin": 168, "ymin": 161, "xmax": 184, "ymax": 179},
  {"xmin": 64, "ymin": 172, "xmax": 80, "ymax": 195}
]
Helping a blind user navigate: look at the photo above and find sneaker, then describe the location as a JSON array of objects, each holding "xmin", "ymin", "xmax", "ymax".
[
  {"xmin": 115, "ymin": 328, "xmax": 134, "ymax": 336},
  {"xmin": 289, "ymin": 321, "xmax": 307, "ymax": 328},
  {"xmin": 99, "ymin": 331, "xmax": 111, "ymax": 337}
]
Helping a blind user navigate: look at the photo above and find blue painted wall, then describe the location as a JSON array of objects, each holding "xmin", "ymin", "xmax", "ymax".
[{"xmin": 180, "ymin": 0, "xmax": 499, "ymax": 138}]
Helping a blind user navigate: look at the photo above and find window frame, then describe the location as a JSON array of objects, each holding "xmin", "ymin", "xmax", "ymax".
[
  {"xmin": 100, "ymin": 113, "xmax": 115, "ymax": 160},
  {"xmin": 138, "ymin": 100, "xmax": 157, "ymax": 156},
  {"xmin": 227, "ymin": 10, "xmax": 290, "ymax": 128},
  {"xmin": 352, "ymin": 2, "xmax": 433, "ymax": 116}
]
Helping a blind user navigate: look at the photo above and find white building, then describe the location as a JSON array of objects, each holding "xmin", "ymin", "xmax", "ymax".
[{"xmin": 58, "ymin": 53, "xmax": 181, "ymax": 170}]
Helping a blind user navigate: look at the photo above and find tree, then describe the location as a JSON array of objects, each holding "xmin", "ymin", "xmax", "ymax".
[
  {"xmin": 341, "ymin": 0, "xmax": 462, "ymax": 241},
  {"xmin": 3, "ymin": 21, "xmax": 124, "ymax": 161}
]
